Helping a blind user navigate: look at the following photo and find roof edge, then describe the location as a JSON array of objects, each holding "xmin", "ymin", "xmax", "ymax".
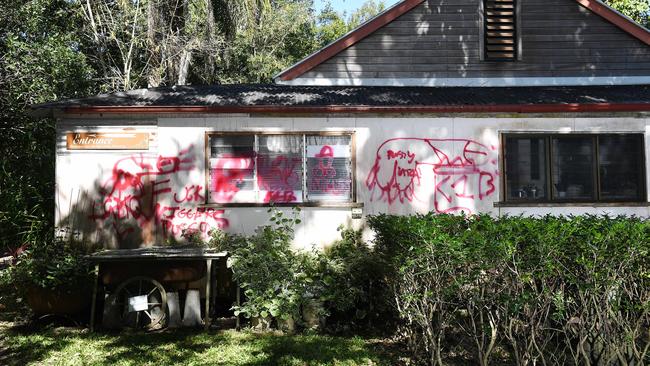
[
  {"xmin": 576, "ymin": 0, "xmax": 650, "ymax": 46},
  {"xmin": 274, "ymin": 0, "xmax": 426, "ymax": 82},
  {"xmin": 55, "ymin": 103, "xmax": 650, "ymax": 115}
]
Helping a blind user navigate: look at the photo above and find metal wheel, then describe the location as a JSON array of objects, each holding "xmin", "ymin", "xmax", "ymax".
[{"xmin": 110, "ymin": 276, "xmax": 167, "ymax": 331}]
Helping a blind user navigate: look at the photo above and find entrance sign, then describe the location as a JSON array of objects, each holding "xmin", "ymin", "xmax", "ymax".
[{"xmin": 66, "ymin": 132, "xmax": 149, "ymax": 150}]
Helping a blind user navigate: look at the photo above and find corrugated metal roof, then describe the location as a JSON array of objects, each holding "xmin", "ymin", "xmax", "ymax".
[{"xmin": 32, "ymin": 84, "xmax": 650, "ymax": 112}]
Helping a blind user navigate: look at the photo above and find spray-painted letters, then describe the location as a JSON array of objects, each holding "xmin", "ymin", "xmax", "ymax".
[
  {"xmin": 366, "ymin": 138, "xmax": 498, "ymax": 213},
  {"xmin": 210, "ymin": 153, "xmax": 302, "ymax": 203},
  {"xmin": 90, "ymin": 145, "xmax": 228, "ymax": 243}
]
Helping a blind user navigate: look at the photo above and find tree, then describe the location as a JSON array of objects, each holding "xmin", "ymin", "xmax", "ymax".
[
  {"xmin": 604, "ymin": 0, "xmax": 649, "ymax": 29},
  {"xmin": 78, "ymin": 0, "xmax": 301, "ymax": 90},
  {"xmin": 213, "ymin": 0, "xmax": 316, "ymax": 83},
  {"xmin": 316, "ymin": 0, "xmax": 386, "ymax": 47},
  {"xmin": 80, "ymin": 0, "xmax": 222, "ymax": 90},
  {"xmin": 0, "ymin": 0, "xmax": 95, "ymax": 252},
  {"xmin": 316, "ymin": 3, "xmax": 348, "ymax": 47}
]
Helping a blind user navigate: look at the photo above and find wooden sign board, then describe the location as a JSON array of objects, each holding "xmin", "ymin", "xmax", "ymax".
[{"xmin": 66, "ymin": 132, "xmax": 149, "ymax": 150}]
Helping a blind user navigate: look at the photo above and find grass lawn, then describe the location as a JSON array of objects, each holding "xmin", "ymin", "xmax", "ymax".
[{"xmin": 0, "ymin": 322, "xmax": 404, "ymax": 366}]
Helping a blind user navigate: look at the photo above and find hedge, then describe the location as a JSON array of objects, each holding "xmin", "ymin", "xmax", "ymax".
[{"xmin": 368, "ymin": 214, "xmax": 650, "ymax": 366}]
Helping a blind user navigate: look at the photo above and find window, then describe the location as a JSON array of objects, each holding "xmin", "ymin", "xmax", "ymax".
[
  {"xmin": 482, "ymin": 0, "xmax": 517, "ymax": 61},
  {"xmin": 504, "ymin": 134, "xmax": 646, "ymax": 203},
  {"xmin": 207, "ymin": 133, "xmax": 354, "ymax": 205}
]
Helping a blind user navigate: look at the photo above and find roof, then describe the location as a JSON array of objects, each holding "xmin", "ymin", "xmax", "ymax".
[
  {"xmin": 32, "ymin": 84, "xmax": 650, "ymax": 115},
  {"xmin": 275, "ymin": 0, "xmax": 650, "ymax": 82}
]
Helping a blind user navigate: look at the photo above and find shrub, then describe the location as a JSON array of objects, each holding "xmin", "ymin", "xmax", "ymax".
[
  {"xmin": 318, "ymin": 226, "xmax": 393, "ymax": 331},
  {"xmin": 210, "ymin": 210, "xmax": 392, "ymax": 333},
  {"xmin": 368, "ymin": 213, "xmax": 650, "ymax": 366},
  {"xmin": 210, "ymin": 208, "xmax": 305, "ymax": 323},
  {"xmin": 1, "ymin": 232, "xmax": 95, "ymax": 306}
]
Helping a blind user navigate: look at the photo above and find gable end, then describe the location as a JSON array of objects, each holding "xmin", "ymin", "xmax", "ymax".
[{"xmin": 276, "ymin": 0, "xmax": 650, "ymax": 86}]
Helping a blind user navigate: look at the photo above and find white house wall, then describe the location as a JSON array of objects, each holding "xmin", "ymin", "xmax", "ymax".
[{"xmin": 55, "ymin": 115, "xmax": 650, "ymax": 250}]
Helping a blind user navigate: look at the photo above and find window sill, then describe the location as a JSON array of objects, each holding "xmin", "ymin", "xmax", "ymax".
[
  {"xmin": 494, "ymin": 201, "xmax": 650, "ymax": 208},
  {"xmin": 201, "ymin": 202, "xmax": 364, "ymax": 209}
]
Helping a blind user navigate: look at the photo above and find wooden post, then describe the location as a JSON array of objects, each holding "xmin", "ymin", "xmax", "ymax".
[
  {"xmin": 236, "ymin": 284, "xmax": 241, "ymax": 330},
  {"xmin": 204, "ymin": 259, "xmax": 212, "ymax": 330},
  {"xmin": 89, "ymin": 263, "xmax": 100, "ymax": 332}
]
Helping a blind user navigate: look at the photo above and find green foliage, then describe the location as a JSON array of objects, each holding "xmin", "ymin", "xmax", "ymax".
[
  {"xmin": 1, "ymin": 234, "xmax": 94, "ymax": 293},
  {"xmin": 0, "ymin": 0, "xmax": 96, "ymax": 254},
  {"xmin": 317, "ymin": 226, "xmax": 392, "ymax": 330},
  {"xmin": 368, "ymin": 214, "xmax": 650, "ymax": 365},
  {"xmin": 604, "ymin": 0, "xmax": 649, "ymax": 28},
  {"xmin": 316, "ymin": 0, "xmax": 386, "ymax": 47},
  {"xmin": 210, "ymin": 207, "xmax": 306, "ymax": 321},
  {"xmin": 215, "ymin": 1, "xmax": 318, "ymax": 83},
  {"xmin": 209, "ymin": 210, "xmax": 391, "ymax": 332}
]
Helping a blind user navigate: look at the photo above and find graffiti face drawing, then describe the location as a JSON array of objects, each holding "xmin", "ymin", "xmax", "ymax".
[{"xmin": 366, "ymin": 138, "xmax": 498, "ymax": 213}]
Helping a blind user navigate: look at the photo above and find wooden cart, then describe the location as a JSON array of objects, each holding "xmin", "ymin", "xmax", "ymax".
[{"xmin": 87, "ymin": 247, "xmax": 237, "ymax": 331}]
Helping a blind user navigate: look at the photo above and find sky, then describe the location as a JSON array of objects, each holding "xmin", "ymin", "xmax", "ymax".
[{"xmin": 314, "ymin": 0, "xmax": 401, "ymax": 16}]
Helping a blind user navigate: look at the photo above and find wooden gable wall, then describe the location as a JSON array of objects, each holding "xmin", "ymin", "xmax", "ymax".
[{"xmin": 294, "ymin": 0, "xmax": 650, "ymax": 81}]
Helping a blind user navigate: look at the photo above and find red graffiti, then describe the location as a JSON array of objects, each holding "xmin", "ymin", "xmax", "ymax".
[
  {"xmin": 308, "ymin": 145, "xmax": 349, "ymax": 195},
  {"xmin": 263, "ymin": 190, "xmax": 297, "ymax": 203},
  {"xmin": 210, "ymin": 153, "xmax": 302, "ymax": 203},
  {"xmin": 387, "ymin": 149, "xmax": 416, "ymax": 164},
  {"xmin": 258, "ymin": 155, "xmax": 301, "ymax": 203},
  {"xmin": 210, "ymin": 154, "xmax": 255, "ymax": 203},
  {"xmin": 157, "ymin": 205, "xmax": 228, "ymax": 238},
  {"xmin": 90, "ymin": 145, "xmax": 229, "ymax": 242},
  {"xmin": 174, "ymin": 185, "xmax": 205, "ymax": 203},
  {"xmin": 366, "ymin": 138, "xmax": 498, "ymax": 214}
]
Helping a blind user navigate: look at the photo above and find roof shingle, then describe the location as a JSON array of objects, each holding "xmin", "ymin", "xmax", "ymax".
[{"xmin": 32, "ymin": 84, "xmax": 650, "ymax": 113}]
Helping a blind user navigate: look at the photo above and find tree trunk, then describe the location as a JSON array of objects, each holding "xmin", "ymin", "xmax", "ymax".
[
  {"xmin": 147, "ymin": 0, "xmax": 156, "ymax": 44},
  {"xmin": 177, "ymin": 49, "xmax": 192, "ymax": 85}
]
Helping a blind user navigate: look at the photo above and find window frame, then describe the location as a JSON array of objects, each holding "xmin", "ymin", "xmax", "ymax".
[
  {"xmin": 501, "ymin": 132, "xmax": 647, "ymax": 204},
  {"xmin": 203, "ymin": 131, "xmax": 359, "ymax": 208}
]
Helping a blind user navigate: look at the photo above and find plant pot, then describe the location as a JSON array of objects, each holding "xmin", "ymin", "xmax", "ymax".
[
  {"xmin": 277, "ymin": 316, "xmax": 296, "ymax": 334},
  {"xmin": 251, "ymin": 316, "xmax": 272, "ymax": 331},
  {"xmin": 25, "ymin": 286, "xmax": 91, "ymax": 316}
]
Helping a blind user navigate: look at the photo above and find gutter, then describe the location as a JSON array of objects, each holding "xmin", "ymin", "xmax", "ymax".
[{"xmin": 54, "ymin": 103, "xmax": 650, "ymax": 115}]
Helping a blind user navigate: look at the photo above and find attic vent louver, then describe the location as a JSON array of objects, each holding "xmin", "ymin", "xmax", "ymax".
[{"xmin": 483, "ymin": 0, "xmax": 517, "ymax": 61}]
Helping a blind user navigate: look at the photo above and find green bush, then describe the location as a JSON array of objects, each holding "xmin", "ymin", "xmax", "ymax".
[
  {"xmin": 1, "ymin": 233, "xmax": 94, "ymax": 296},
  {"xmin": 210, "ymin": 210, "xmax": 391, "ymax": 332},
  {"xmin": 210, "ymin": 208, "xmax": 306, "ymax": 323},
  {"xmin": 317, "ymin": 226, "xmax": 393, "ymax": 331},
  {"xmin": 368, "ymin": 213, "xmax": 650, "ymax": 366}
]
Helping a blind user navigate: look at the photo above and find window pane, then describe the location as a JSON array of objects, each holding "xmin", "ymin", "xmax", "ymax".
[
  {"xmin": 257, "ymin": 135, "xmax": 303, "ymax": 203},
  {"xmin": 505, "ymin": 137, "xmax": 548, "ymax": 201},
  {"xmin": 552, "ymin": 136, "xmax": 595, "ymax": 200},
  {"xmin": 599, "ymin": 135, "xmax": 645, "ymax": 201},
  {"xmin": 208, "ymin": 135, "xmax": 256, "ymax": 203},
  {"xmin": 306, "ymin": 135, "xmax": 352, "ymax": 202}
]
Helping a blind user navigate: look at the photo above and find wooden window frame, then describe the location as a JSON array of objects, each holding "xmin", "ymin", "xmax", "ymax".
[
  {"xmin": 501, "ymin": 132, "xmax": 647, "ymax": 204},
  {"xmin": 203, "ymin": 131, "xmax": 359, "ymax": 208}
]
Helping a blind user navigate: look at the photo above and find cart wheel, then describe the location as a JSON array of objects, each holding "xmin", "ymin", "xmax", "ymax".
[{"xmin": 110, "ymin": 276, "xmax": 167, "ymax": 331}]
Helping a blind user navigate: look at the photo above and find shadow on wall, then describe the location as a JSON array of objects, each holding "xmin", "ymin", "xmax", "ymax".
[
  {"xmin": 56, "ymin": 137, "xmax": 499, "ymax": 250},
  {"xmin": 56, "ymin": 141, "xmax": 228, "ymax": 250},
  {"xmin": 303, "ymin": 0, "xmax": 638, "ymax": 82}
]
